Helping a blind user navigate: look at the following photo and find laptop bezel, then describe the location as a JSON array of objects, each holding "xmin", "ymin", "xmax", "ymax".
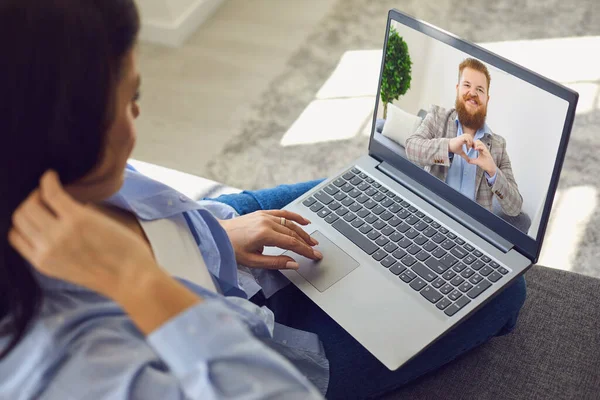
[{"xmin": 368, "ymin": 9, "xmax": 579, "ymax": 262}]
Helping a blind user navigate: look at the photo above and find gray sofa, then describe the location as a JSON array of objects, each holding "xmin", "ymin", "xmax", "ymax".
[{"xmin": 132, "ymin": 160, "xmax": 600, "ymax": 400}]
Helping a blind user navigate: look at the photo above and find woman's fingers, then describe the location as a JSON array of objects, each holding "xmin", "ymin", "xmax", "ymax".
[
  {"xmin": 7, "ymin": 228, "xmax": 35, "ymax": 264},
  {"xmin": 264, "ymin": 229, "xmax": 322, "ymax": 261},
  {"xmin": 268, "ymin": 216, "xmax": 317, "ymax": 246},
  {"xmin": 261, "ymin": 210, "xmax": 311, "ymax": 225},
  {"xmin": 39, "ymin": 170, "xmax": 79, "ymax": 217},
  {"xmin": 243, "ymin": 253, "xmax": 300, "ymax": 270}
]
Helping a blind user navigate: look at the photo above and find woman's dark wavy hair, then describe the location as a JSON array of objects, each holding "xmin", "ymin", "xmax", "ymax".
[{"xmin": 0, "ymin": 0, "xmax": 140, "ymax": 358}]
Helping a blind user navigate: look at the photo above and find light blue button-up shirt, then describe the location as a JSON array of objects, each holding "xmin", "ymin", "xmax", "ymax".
[
  {"xmin": 0, "ymin": 168, "xmax": 327, "ymax": 399},
  {"xmin": 446, "ymin": 118, "xmax": 496, "ymax": 200}
]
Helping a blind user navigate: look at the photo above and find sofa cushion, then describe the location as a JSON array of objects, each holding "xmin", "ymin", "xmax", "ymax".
[
  {"xmin": 384, "ymin": 265, "xmax": 600, "ymax": 400},
  {"xmin": 381, "ymin": 103, "xmax": 423, "ymax": 147}
]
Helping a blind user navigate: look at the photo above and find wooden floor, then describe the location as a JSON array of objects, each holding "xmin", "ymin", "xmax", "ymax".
[{"xmin": 133, "ymin": 0, "xmax": 338, "ymax": 175}]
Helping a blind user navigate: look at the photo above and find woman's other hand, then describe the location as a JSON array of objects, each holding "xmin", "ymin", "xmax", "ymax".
[
  {"xmin": 8, "ymin": 170, "xmax": 159, "ymax": 299},
  {"xmin": 219, "ymin": 210, "xmax": 322, "ymax": 270}
]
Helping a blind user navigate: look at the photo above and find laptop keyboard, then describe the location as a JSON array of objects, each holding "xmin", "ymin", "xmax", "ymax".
[{"xmin": 301, "ymin": 167, "xmax": 511, "ymax": 317}]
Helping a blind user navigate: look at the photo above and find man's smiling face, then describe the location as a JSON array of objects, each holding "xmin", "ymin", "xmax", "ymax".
[{"xmin": 455, "ymin": 67, "xmax": 490, "ymax": 131}]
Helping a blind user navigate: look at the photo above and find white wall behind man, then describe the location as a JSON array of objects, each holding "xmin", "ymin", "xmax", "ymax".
[{"xmin": 386, "ymin": 21, "xmax": 570, "ymax": 237}]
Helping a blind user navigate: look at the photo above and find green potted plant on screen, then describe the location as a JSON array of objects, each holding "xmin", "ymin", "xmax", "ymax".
[{"xmin": 380, "ymin": 27, "xmax": 412, "ymax": 119}]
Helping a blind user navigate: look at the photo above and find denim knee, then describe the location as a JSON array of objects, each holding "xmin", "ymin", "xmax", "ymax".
[{"xmin": 494, "ymin": 275, "xmax": 527, "ymax": 336}]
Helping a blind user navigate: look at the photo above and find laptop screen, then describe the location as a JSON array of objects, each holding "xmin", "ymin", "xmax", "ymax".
[{"xmin": 372, "ymin": 17, "xmax": 572, "ymax": 240}]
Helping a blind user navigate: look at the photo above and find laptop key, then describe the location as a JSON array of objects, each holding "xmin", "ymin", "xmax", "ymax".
[
  {"xmin": 373, "ymin": 192, "xmax": 386, "ymax": 202},
  {"xmin": 450, "ymin": 276, "xmax": 465, "ymax": 286},
  {"xmin": 342, "ymin": 172, "xmax": 355, "ymax": 180},
  {"xmin": 452, "ymin": 262, "xmax": 467, "ymax": 272},
  {"xmin": 392, "ymin": 249, "xmax": 407, "ymax": 260},
  {"xmin": 365, "ymin": 188, "xmax": 378, "ymax": 196},
  {"xmin": 415, "ymin": 211, "xmax": 425, "ymax": 218},
  {"xmin": 407, "ymin": 244, "xmax": 421, "ymax": 255},
  {"xmin": 422, "ymin": 226, "xmax": 436, "ymax": 237},
  {"xmin": 439, "ymin": 227, "xmax": 449, "ymax": 234},
  {"xmin": 406, "ymin": 215, "xmax": 419, "ymax": 225},
  {"xmin": 332, "ymin": 219, "xmax": 377, "ymax": 255},
  {"xmin": 372, "ymin": 249, "xmax": 387, "ymax": 261},
  {"xmin": 416, "ymin": 250, "xmax": 430, "ymax": 262},
  {"xmin": 372, "ymin": 205, "xmax": 385, "ymax": 215},
  {"xmin": 421, "ymin": 286, "xmax": 443, "ymax": 303},
  {"xmin": 459, "ymin": 281, "xmax": 474, "ymax": 292},
  {"xmin": 464, "ymin": 243, "xmax": 475, "ymax": 252},
  {"xmin": 356, "ymin": 194, "xmax": 369, "ymax": 203},
  {"xmin": 380, "ymin": 211, "xmax": 394, "ymax": 221},
  {"xmin": 335, "ymin": 208, "xmax": 349, "ymax": 216},
  {"xmin": 488, "ymin": 271, "xmax": 502, "ymax": 282},
  {"xmin": 381, "ymin": 255, "xmax": 396, "ymax": 268},
  {"xmin": 351, "ymin": 219, "xmax": 364, "ymax": 229},
  {"xmin": 455, "ymin": 238, "xmax": 465, "ymax": 245},
  {"xmin": 334, "ymin": 192, "xmax": 347, "ymax": 201},
  {"xmin": 364, "ymin": 199, "xmax": 377, "ymax": 209},
  {"xmin": 348, "ymin": 189, "xmax": 361, "ymax": 199},
  {"xmin": 333, "ymin": 178, "xmax": 346, "ymax": 187},
  {"xmin": 432, "ymin": 248, "xmax": 446, "ymax": 259},
  {"xmin": 384, "ymin": 242, "xmax": 398, "ymax": 253},
  {"xmin": 380, "ymin": 187, "xmax": 389, "ymax": 194},
  {"xmin": 357, "ymin": 171, "xmax": 366, "ymax": 178},
  {"xmin": 324, "ymin": 185, "xmax": 340, "ymax": 196},
  {"xmin": 414, "ymin": 221, "xmax": 428, "ymax": 231},
  {"xmin": 426, "ymin": 258, "xmax": 450, "ymax": 274},
  {"xmin": 401, "ymin": 255, "xmax": 417, "ymax": 267},
  {"xmin": 412, "ymin": 263, "xmax": 437, "ymax": 282},
  {"xmin": 310, "ymin": 203, "xmax": 324, "ymax": 212},
  {"xmin": 448, "ymin": 232, "xmax": 457, "ymax": 240},
  {"xmin": 359, "ymin": 225, "xmax": 372, "ymax": 234},
  {"xmin": 441, "ymin": 240, "xmax": 456, "ymax": 250},
  {"xmin": 381, "ymin": 226, "xmax": 395, "ymax": 236},
  {"xmin": 490, "ymin": 261, "xmax": 500, "ymax": 268},
  {"xmin": 444, "ymin": 296, "xmax": 471, "ymax": 317},
  {"xmin": 357, "ymin": 182, "xmax": 370, "ymax": 191},
  {"xmin": 400, "ymin": 270, "xmax": 416, "ymax": 282},
  {"xmin": 431, "ymin": 221, "xmax": 441, "ymax": 229},
  {"xmin": 436, "ymin": 298, "xmax": 452, "ymax": 310},
  {"xmin": 460, "ymin": 268, "xmax": 475, "ymax": 278},
  {"xmin": 397, "ymin": 209, "xmax": 410, "ymax": 219},
  {"xmin": 357, "ymin": 208, "xmax": 370, "ymax": 218},
  {"xmin": 303, "ymin": 197, "xmax": 317, "ymax": 207},
  {"xmin": 398, "ymin": 237, "xmax": 412, "ymax": 248},
  {"xmin": 432, "ymin": 277, "xmax": 445, "ymax": 288},
  {"xmin": 324, "ymin": 214, "xmax": 339, "ymax": 224},
  {"xmin": 349, "ymin": 203, "xmax": 362, "ymax": 212},
  {"xmin": 367, "ymin": 230, "xmax": 381, "ymax": 240},
  {"xmin": 479, "ymin": 266, "xmax": 493, "ymax": 276},
  {"xmin": 448, "ymin": 290, "xmax": 462, "ymax": 301},
  {"xmin": 389, "ymin": 232, "xmax": 403, "ymax": 243},
  {"xmin": 498, "ymin": 267, "xmax": 509, "ymax": 275},
  {"xmin": 463, "ymin": 254, "xmax": 477, "ymax": 264},
  {"xmin": 414, "ymin": 235, "xmax": 428, "ymax": 246},
  {"xmin": 450, "ymin": 246, "xmax": 468, "ymax": 259},
  {"xmin": 341, "ymin": 183, "xmax": 353, "ymax": 193},
  {"xmin": 440, "ymin": 254, "xmax": 458, "ymax": 268},
  {"xmin": 432, "ymin": 233, "xmax": 446, "ymax": 244},
  {"xmin": 423, "ymin": 241, "xmax": 437, "ymax": 252},
  {"xmin": 375, "ymin": 236, "xmax": 390, "ymax": 247},
  {"xmin": 396, "ymin": 223, "xmax": 410, "ymax": 233},
  {"xmin": 365, "ymin": 214, "xmax": 378, "ymax": 224},
  {"xmin": 381, "ymin": 198, "xmax": 394, "ymax": 208},
  {"xmin": 442, "ymin": 270, "xmax": 456, "ymax": 280},
  {"xmin": 328, "ymin": 202, "xmax": 342, "ymax": 211},
  {"xmin": 372, "ymin": 182, "xmax": 381, "ymax": 188},
  {"xmin": 408, "ymin": 206, "xmax": 418, "ymax": 213},
  {"xmin": 423, "ymin": 216, "xmax": 433, "ymax": 223},
  {"xmin": 467, "ymin": 280, "xmax": 492, "ymax": 299},
  {"xmin": 351, "ymin": 168, "xmax": 361, "ymax": 174},
  {"xmin": 405, "ymin": 229, "xmax": 419, "ymax": 239},
  {"xmin": 440, "ymin": 284, "xmax": 453, "ymax": 295},
  {"xmin": 471, "ymin": 260, "xmax": 485, "ymax": 271},
  {"xmin": 410, "ymin": 278, "xmax": 427, "ymax": 291},
  {"xmin": 350, "ymin": 176, "xmax": 362, "ymax": 186},
  {"xmin": 373, "ymin": 220, "xmax": 386, "ymax": 230},
  {"xmin": 317, "ymin": 208, "xmax": 331, "ymax": 218},
  {"xmin": 474, "ymin": 250, "xmax": 483, "ymax": 257},
  {"xmin": 481, "ymin": 255, "xmax": 492, "ymax": 263},
  {"xmin": 389, "ymin": 262, "xmax": 406, "ymax": 275},
  {"xmin": 365, "ymin": 177, "xmax": 374, "ymax": 183},
  {"xmin": 469, "ymin": 274, "xmax": 483, "ymax": 285},
  {"xmin": 341, "ymin": 198, "xmax": 355, "ymax": 207}
]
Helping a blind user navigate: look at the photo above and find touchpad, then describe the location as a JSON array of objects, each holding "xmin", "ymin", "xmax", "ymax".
[{"xmin": 283, "ymin": 231, "xmax": 359, "ymax": 292}]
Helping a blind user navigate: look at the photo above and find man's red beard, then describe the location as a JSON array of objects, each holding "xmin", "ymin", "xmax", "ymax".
[{"xmin": 455, "ymin": 93, "xmax": 487, "ymax": 131}]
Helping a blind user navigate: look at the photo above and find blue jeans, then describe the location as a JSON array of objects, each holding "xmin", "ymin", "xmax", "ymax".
[{"xmin": 209, "ymin": 181, "xmax": 527, "ymax": 399}]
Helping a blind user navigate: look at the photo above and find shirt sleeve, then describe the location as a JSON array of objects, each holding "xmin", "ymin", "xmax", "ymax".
[
  {"xmin": 485, "ymin": 171, "xmax": 497, "ymax": 186},
  {"xmin": 40, "ymin": 300, "xmax": 324, "ymax": 400}
]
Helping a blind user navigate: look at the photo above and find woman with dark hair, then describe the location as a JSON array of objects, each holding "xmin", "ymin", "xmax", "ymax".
[{"xmin": 0, "ymin": 1, "xmax": 526, "ymax": 399}]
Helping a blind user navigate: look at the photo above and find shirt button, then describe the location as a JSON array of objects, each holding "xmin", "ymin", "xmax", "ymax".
[{"xmin": 179, "ymin": 195, "xmax": 188, "ymax": 202}]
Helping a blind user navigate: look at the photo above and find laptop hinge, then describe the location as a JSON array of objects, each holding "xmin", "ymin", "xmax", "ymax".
[{"xmin": 377, "ymin": 161, "xmax": 513, "ymax": 254}]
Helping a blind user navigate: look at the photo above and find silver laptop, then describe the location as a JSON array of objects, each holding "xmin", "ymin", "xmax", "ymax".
[{"xmin": 264, "ymin": 9, "xmax": 578, "ymax": 370}]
